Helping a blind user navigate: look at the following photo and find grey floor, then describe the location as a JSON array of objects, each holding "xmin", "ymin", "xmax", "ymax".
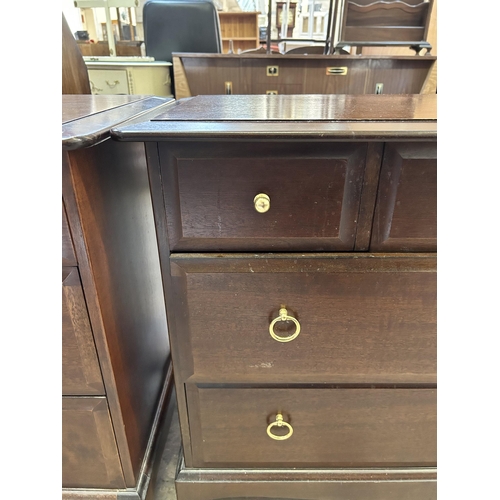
[{"xmin": 147, "ymin": 390, "xmax": 181, "ymax": 500}]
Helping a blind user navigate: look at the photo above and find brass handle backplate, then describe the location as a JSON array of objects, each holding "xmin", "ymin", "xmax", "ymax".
[
  {"xmin": 269, "ymin": 307, "xmax": 300, "ymax": 342},
  {"xmin": 267, "ymin": 413, "xmax": 293, "ymax": 440},
  {"xmin": 326, "ymin": 66, "xmax": 348, "ymax": 75},
  {"xmin": 254, "ymin": 193, "xmax": 270, "ymax": 213}
]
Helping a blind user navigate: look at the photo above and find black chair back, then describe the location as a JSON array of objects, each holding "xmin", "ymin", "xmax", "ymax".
[{"xmin": 144, "ymin": 0, "xmax": 222, "ymax": 63}]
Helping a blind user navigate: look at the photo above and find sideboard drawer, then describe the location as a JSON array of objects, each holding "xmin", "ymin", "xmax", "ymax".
[
  {"xmin": 186, "ymin": 386, "xmax": 437, "ymax": 468},
  {"xmin": 62, "ymin": 397, "xmax": 125, "ymax": 488},
  {"xmin": 370, "ymin": 142, "xmax": 436, "ymax": 251},
  {"xmin": 170, "ymin": 254, "xmax": 436, "ymax": 384},
  {"xmin": 62, "ymin": 267, "xmax": 105, "ymax": 395},
  {"xmin": 159, "ymin": 141, "xmax": 368, "ymax": 251},
  {"xmin": 88, "ymin": 69, "xmax": 129, "ymax": 95}
]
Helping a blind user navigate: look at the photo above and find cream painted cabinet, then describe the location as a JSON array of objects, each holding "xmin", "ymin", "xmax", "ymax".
[{"xmin": 85, "ymin": 59, "xmax": 173, "ymax": 96}]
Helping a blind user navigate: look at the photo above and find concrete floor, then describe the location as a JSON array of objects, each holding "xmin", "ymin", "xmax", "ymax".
[{"xmin": 147, "ymin": 389, "xmax": 181, "ymax": 500}]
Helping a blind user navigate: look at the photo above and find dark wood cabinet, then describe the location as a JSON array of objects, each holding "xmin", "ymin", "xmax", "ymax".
[
  {"xmin": 62, "ymin": 95, "xmax": 174, "ymax": 499},
  {"xmin": 113, "ymin": 93, "xmax": 437, "ymax": 499}
]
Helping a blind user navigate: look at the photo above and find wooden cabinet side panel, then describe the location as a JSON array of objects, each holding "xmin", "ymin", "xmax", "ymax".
[{"xmin": 65, "ymin": 140, "xmax": 170, "ymax": 484}]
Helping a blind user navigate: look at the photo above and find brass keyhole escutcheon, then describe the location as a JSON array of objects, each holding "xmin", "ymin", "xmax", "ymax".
[
  {"xmin": 254, "ymin": 193, "xmax": 270, "ymax": 213},
  {"xmin": 269, "ymin": 307, "xmax": 300, "ymax": 342},
  {"xmin": 267, "ymin": 413, "xmax": 293, "ymax": 440}
]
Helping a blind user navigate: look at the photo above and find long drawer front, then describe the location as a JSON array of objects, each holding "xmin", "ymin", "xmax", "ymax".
[
  {"xmin": 170, "ymin": 254, "xmax": 436, "ymax": 384},
  {"xmin": 186, "ymin": 386, "xmax": 436, "ymax": 468}
]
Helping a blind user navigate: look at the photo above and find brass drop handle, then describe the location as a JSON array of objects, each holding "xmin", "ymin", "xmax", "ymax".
[
  {"xmin": 254, "ymin": 193, "xmax": 270, "ymax": 213},
  {"xmin": 267, "ymin": 413, "xmax": 293, "ymax": 440},
  {"xmin": 269, "ymin": 307, "xmax": 301, "ymax": 342}
]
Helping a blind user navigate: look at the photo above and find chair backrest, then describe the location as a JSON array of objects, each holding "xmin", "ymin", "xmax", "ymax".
[{"xmin": 143, "ymin": 0, "xmax": 222, "ymax": 63}]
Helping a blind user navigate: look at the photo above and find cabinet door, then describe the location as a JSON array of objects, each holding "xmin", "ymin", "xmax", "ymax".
[
  {"xmin": 62, "ymin": 397, "xmax": 125, "ymax": 488},
  {"xmin": 62, "ymin": 267, "xmax": 104, "ymax": 395},
  {"xmin": 370, "ymin": 142, "xmax": 436, "ymax": 251}
]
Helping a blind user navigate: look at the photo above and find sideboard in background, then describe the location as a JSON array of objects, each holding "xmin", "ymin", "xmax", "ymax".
[{"xmin": 172, "ymin": 53, "xmax": 436, "ymax": 98}]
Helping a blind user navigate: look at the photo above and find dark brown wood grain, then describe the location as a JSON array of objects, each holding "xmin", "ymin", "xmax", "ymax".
[
  {"xmin": 159, "ymin": 141, "xmax": 368, "ymax": 251},
  {"xmin": 62, "ymin": 201, "xmax": 77, "ymax": 266},
  {"xmin": 62, "ymin": 95, "xmax": 173, "ymax": 150},
  {"xmin": 62, "ymin": 13, "xmax": 91, "ymax": 95},
  {"xmin": 354, "ymin": 142, "xmax": 384, "ymax": 250},
  {"xmin": 370, "ymin": 142, "xmax": 437, "ymax": 251},
  {"xmin": 112, "ymin": 94, "xmax": 437, "ymax": 142},
  {"xmin": 171, "ymin": 54, "xmax": 435, "ymax": 98},
  {"xmin": 62, "ymin": 267, "xmax": 104, "ymax": 396},
  {"xmin": 154, "ymin": 93, "xmax": 436, "ymax": 122},
  {"xmin": 186, "ymin": 386, "xmax": 436, "ymax": 467},
  {"xmin": 176, "ymin": 465, "xmax": 437, "ymax": 500},
  {"xmin": 67, "ymin": 137, "xmax": 170, "ymax": 483},
  {"xmin": 62, "ymin": 397, "xmax": 125, "ymax": 488},
  {"xmin": 170, "ymin": 254, "xmax": 436, "ymax": 384}
]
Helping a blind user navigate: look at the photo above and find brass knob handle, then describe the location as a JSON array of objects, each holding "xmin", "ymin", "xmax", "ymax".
[
  {"xmin": 267, "ymin": 413, "xmax": 293, "ymax": 440},
  {"xmin": 269, "ymin": 307, "xmax": 300, "ymax": 342},
  {"xmin": 254, "ymin": 193, "xmax": 270, "ymax": 213}
]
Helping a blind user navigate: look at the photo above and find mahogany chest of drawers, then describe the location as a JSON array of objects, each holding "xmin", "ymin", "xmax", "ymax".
[
  {"xmin": 114, "ymin": 93, "xmax": 437, "ymax": 499},
  {"xmin": 62, "ymin": 95, "xmax": 173, "ymax": 499}
]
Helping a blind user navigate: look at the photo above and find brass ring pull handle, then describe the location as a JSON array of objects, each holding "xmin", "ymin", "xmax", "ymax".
[
  {"xmin": 269, "ymin": 307, "xmax": 300, "ymax": 342},
  {"xmin": 254, "ymin": 193, "xmax": 270, "ymax": 213},
  {"xmin": 266, "ymin": 413, "xmax": 293, "ymax": 441},
  {"xmin": 105, "ymin": 80, "xmax": 120, "ymax": 88}
]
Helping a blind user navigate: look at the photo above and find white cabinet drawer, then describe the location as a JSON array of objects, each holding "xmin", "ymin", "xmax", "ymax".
[{"xmin": 88, "ymin": 69, "xmax": 129, "ymax": 95}]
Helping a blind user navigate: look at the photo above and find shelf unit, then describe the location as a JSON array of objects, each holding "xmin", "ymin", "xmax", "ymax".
[
  {"xmin": 74, "ymin": 0, "xmax": 138, "ymax": 57},
  {"xmin": 218, "ymin": 12, "xmax": 260, "ymax": 53}
]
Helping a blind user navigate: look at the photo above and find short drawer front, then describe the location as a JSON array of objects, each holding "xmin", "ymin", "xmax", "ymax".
[
  {"xmin": 370, "ymin": 142, "xmax": 436, "ymax": 251},
  {"xmin": 187, "ymin": 386, "xmax": 437, "ymax": 467},
  {"xmin": 62, "ymin": 397, "xmax": 125, "ymax": 488},
  {"xmin": 88, "ymin": 69, "xmax": 129, "ymax": 95},
  {"xmin": 62, "ymin": 267, "xmax": 105, "ymax": 395},
  {"xmin": 170, "ymin": 255, "xmax": 436, "ymax": 384},
  {"xmin": 160, "ymin": 142, "xmax": 368, "ymax": 251}
]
